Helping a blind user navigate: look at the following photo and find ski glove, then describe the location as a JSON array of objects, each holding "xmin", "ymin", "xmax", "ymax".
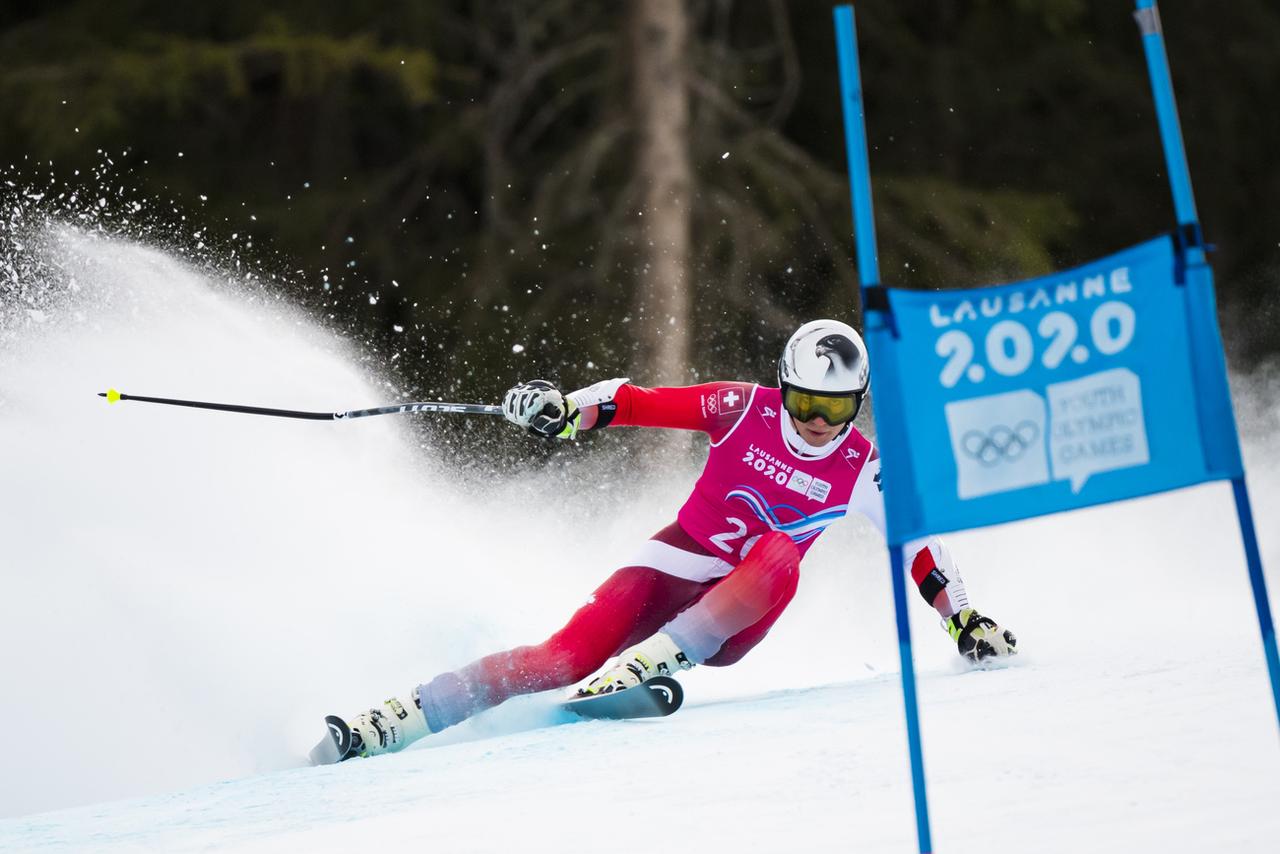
[
  {"xmin": 943, "ymin": 608, "xmax": 1017, "ymax": 663},
  {"xmin": 502, "ymin": 379, "xmax": 579, "ymax": 439}
]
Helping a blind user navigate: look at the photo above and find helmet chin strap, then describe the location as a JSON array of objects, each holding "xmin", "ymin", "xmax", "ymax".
[{"xmin": 781, "ymin": 413, "xmax": 851, "ymax": 459}]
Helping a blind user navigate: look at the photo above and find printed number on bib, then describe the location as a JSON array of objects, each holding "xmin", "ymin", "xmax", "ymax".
[{"xmin": 709, "ymin": 516, "xmax": 762, "ymax": 558}]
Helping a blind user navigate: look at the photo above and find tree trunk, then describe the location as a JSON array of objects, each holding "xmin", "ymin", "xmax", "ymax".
[{"xmin": 629, "ymin": 0, "xmax": 693, "ymax": 386}]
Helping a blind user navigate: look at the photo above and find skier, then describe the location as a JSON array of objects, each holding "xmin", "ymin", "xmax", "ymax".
[{"xmin": 337, "ymin": 319, "xmax": 1016, "ymax": 758}]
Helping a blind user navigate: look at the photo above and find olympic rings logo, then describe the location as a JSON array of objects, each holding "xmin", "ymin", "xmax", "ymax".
[{"xmin": 961, "ymin": 421, "xmax": 1040, "ymax": 466}]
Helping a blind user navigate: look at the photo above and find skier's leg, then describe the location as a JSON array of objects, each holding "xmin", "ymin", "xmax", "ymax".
[
  {"xmin": 701, "ymin": 590, "xmax": 793, "ymax": 666},
  {"xmin": 339, "ymin": 522, "xmax": 722, "ymax": 757},
  {"xmin": 582, "ymin": 532, "xmax": 800, "ymax": 692},
  {"xmin": 663, "ymin": 531, "xmax": 800, "ymax": 665},
  {"xmin": 415, "ymin": 566, "xmax": 708, "ymax": 733}
]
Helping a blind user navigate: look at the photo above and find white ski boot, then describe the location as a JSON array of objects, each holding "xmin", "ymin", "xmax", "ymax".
[
  {"xmin": 346, "ymin": 692, "xmax": 429, "ymax": 758},
  {"xmin": 579, "ymin": 632, "xmax": 693, "ymax": 696}
]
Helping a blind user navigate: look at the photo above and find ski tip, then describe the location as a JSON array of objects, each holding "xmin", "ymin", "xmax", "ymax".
[
  {"xmin": 646, "ymin": 675, "xmax": 683, "ymax": 712},
  {"xmin": 101, "ymin": 389, "xmax": 122, "ymax": 403},
  {"xmin": 309, "ymin": 715, "xmax": 355, "ymax": 766}
]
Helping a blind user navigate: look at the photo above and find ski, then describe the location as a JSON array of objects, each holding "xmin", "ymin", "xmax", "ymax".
[
  {"xmin": 309, "ymin": 677, "xmax": 684, "ymax": 766},
  {"xmin": 309, "ymin": 715, "xmax": 356, "ymax": 766},
  {"xmin": 561, "ymin": 675, "xmax": 684, "ymax": 720}
]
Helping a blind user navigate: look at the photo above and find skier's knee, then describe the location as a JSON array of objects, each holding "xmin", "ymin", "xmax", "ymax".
[
  {"xmin": 741, "ymin": 532, "xmax": 800, "ymax": 597},
  {"xmin": 748, "ymin": 531, "xmax": 799, "ymax": 570}
]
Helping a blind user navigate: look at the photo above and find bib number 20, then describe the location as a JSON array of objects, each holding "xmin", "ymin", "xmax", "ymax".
[{"xmin": 709, "ymin": 516, "xmax": 761, "ymax": 558}]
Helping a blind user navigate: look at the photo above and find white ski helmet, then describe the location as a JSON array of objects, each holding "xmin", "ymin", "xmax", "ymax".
[{"xmin": 777, "ymin": 319, "xmax": 870, "ymax": 424}]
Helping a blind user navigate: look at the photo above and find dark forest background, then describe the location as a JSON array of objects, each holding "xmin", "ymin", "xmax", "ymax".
[{"xmin": 2, "ymin": 0, "xmax": 1277, "ymax": 402}]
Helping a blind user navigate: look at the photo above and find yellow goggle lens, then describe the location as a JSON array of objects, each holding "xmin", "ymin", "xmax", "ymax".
[{"xmin": 782, "ymin": 388, "xmax": 858, "ymax": 424}]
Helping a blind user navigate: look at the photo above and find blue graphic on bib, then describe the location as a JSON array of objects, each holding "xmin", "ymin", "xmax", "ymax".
[{"xmin": 726, "ymin": 485, "xmax": 849, "ymax": 543}]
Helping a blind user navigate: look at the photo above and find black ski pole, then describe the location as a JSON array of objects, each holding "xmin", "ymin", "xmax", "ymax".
[{"xmin": 98, "ymin": 389, "xmax": 502, "ymax": 421}]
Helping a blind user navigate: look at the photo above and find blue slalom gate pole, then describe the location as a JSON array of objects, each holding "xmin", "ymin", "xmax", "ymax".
[
  {"xmin": 889, "ymin": 544, "xmax": 933, "ymax": 853},
  {"xmin": 1132, "ymin": 1, "xmax": 1200, "ymax": 231},
  {"xmin": 1233, "ymin": 478, "xmax": 1280, "ymax": 725},
  {"xmin": 833, "ymin": 5, "xmax": 881, "ymax": 291},
  {"xmin": 1134, "ymin": 0, "xmax": 1280, "ymax": 729},
  {"xmin": 834, "ymin": 6, "xmax": 934, "ymax": 851}
]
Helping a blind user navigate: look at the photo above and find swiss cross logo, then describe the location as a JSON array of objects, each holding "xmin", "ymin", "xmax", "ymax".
[{"xmin": 717, "ymin": 388, "xmax": 745, "ymax": 414}]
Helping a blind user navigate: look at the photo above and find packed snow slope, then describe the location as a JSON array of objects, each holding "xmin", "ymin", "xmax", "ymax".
[{"xmin": 1, "ymin": 231, "xmax": 1278, "ymax": 852}]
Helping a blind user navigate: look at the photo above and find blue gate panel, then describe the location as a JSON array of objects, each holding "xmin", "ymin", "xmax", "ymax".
[{"xmin": 865, "ymin": 236, "xmax": 1243, "ymax": 544}]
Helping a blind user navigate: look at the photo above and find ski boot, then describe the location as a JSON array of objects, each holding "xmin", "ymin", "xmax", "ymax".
[
  {"xmin": 345, "ymin": 692, "xmax": 430, "ymax": 758},
  {"xmin": 579, "ymin": 632, "xmax": 693, "ymax": 696}
]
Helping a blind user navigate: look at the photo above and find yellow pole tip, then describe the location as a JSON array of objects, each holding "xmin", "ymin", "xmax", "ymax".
[{"xmin": 106, "ymin": 389, "xmax": 122, "ymax": 403}]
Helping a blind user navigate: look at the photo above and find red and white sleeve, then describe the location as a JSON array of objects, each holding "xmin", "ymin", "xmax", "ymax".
[{"xmin": 566, "ymin": 379, "xmax": 756, "ymax": 441}]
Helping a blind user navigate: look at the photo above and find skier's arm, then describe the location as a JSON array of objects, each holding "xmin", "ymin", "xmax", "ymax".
[
  {"xmin": 850, "ymin": 451, "xmax": 1017, "ymax": 662},
  {"xmin": 849, "ymin": 453, "xmax": 969, "ymax": 617},
  {"xmin": 566, "ymin": 379, "xmax": 755, "ymax": 439},
  {"xmin": 501, "ymin": 378, "xmax": 754, "ymax": 440}
]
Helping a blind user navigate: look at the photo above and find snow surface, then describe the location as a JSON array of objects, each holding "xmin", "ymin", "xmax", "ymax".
[{"xmin": 1, "ymin": 232, "xmax": 1278, "ymax": 852}]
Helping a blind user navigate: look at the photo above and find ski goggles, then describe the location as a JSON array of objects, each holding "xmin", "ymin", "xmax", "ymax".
[{"xmin": 781, "ymin": 386, "xmax": 863, "ymax": 425}]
